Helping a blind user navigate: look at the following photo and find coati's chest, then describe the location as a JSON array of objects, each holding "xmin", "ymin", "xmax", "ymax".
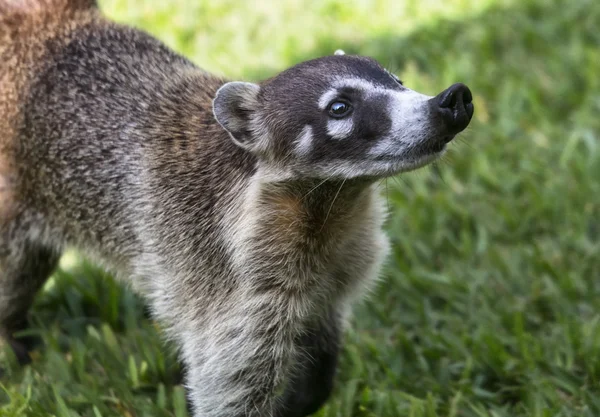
[{"xmin": 223, "ymin": 179, "xmax": 390, "ymax": 303}]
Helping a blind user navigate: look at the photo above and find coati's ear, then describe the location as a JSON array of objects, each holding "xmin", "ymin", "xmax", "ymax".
[{"xmin": 213, "ymin": 82, "xmax": 262, "ymax": 150}]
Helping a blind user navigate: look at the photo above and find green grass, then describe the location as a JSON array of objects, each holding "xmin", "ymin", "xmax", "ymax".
[{"xmin": 1, "ymin": 0, "xmax": 599, "ymax": 415}]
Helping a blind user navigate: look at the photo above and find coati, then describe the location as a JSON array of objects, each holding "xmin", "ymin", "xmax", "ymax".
[{"xmin": 0, "ymin": 0, "xmax": 474, "ymax": 416}]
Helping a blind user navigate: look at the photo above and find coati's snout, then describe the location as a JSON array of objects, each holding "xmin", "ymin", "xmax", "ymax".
[
  {"xmin": 403, "ymin": 82, "xmax": 475, "ymax": 156},
  {"xmin": 213, "ymin": 54, "xmax": 474, "ymax": 180}
]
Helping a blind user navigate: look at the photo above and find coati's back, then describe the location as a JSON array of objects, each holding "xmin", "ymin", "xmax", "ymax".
[{"xmin": 0, "ymin": 0, "xmax": 244, "ymax": 260}]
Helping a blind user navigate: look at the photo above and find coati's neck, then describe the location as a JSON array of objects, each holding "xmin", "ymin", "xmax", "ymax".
[
  {"xmin": 223, "ymin": 175, "xmax": 386, "ymax": 298},
  {"xmin": 252, "ymin": 178, "xmax": 380, "ymax": 239}
]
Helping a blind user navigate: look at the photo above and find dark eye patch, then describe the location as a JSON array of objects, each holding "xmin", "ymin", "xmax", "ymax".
[{"xmin": 353, "ymin": 94, "xmax": 392, "ymax": 141}]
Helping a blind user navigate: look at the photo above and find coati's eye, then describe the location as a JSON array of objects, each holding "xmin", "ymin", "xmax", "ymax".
[
  {"xmin": 328, "ymin": 100, "xmax": 352, "ymax": 118},
  {"xmin": 392, "ymin": 75, "xmax": 403, "ymax": 85}
]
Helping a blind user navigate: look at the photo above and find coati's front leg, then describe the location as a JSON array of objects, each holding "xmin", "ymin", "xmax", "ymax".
[
  {"xmin": 0, "ymin": 232, "xmax": 60, "ymax": 365},
  {"xmin": 275, "ymin": 307, "xmax": 342, "ymax": 417},
  {"xmin": 173, "ymin": 290, "xmax": 304, "ymax": 417}
]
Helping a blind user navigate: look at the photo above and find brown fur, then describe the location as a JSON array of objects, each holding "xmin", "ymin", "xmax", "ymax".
[
  {"xmin": 0, "ymin": 0, "xmax": 99, "ymax": 223},
  {"xmin": 261, "ymin": 182, "xmax": 373, "ymax": 242},
  {"xmin": 0, "ymin": 164, "xmax": 15, "ymax": 221}
]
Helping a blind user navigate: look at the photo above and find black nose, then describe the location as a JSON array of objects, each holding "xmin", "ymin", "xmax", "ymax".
[{"xmin": 435, "ymin": 83, "xmax": 474, "ymax": 134}]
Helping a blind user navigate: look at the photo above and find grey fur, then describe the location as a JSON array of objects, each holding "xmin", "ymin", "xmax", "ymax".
[{"xmin": 0, "ymin": 1, "xmax": 472, "ymax": 416}]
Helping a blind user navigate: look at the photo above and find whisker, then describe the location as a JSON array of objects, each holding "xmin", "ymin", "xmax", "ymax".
[
  {"xmin": 321, "ymin": 178, "xmax": 346, "ymax": 231},
  {"xmin": 441, "ymin": 151, "xmax": 456, "ymax": 166},
  {"xmin": 392, "ymin": 174, "xmax": 415, "ymax": 194},
  {"xmin": 301, "ymin": 175, "xmax": 334, "ymax": 200},
  {"xmin": 455, "ymin": 136, "xmax": 475, "ymax": 150},
  {"xmin": 386, "ymin": 178, "xmax": 390, "ymax": 214},
  {"xmin": 390, "ymin": 176, "xmax": 403, "ymax": 189},
  {"xmin": 432, "ymin": 161, "xmax": 448, "ymax": 187}
]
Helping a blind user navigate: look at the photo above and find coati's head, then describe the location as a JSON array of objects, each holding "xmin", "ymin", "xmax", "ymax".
[{"xmin": 213, "ymin": 52, "xmax": 473, "ymax": 180}]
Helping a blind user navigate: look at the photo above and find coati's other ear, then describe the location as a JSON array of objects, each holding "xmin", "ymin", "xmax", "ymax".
[{"xmin": 213, "ymin": 82, "xmax": 262, "ymax": 149}]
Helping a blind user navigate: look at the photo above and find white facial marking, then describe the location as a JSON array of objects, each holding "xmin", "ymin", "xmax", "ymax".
[
  {"xmin": 334, "ymin": 49, "xmax": 346, "ymax": 56},
  {"xmin": 332, "ymin": 78, "xmax": 389, "ymax": 95},
  {"xmin": 318, "ymin": 89, "xmax": 339, "ymax": 110},
  {"xmin": 369, "ymin": 88, "xmax": 433, "ymax": 158},
  {"xmin": 327, "ymin": 119, "xmax": 354, "ymax": 140},
  {"xmin": 294, "ymin": 125, "xmax": 314, "ymax": 156},
  {"xmin": 319, "ymin": 78, "xmax": 390, "ymax": 110},
  {"xmin": 319, "ymin": 78, "xmax": 395, "ymax": 110}
]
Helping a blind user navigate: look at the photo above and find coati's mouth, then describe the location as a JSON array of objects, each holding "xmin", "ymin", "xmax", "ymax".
[
  {"xmin": 367, "ymin": 131, "xmax": 465, "ymax": 177},
  {"xmin": 365, "ymin": 152, "xmax": 442, "ymax": 178},
  {"xmin": 372, "ymin": 134, "xmax": 453, "ymax": 163}
]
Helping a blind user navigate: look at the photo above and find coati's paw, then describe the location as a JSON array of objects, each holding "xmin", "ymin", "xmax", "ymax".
[
  {"xmin": 8, "ymin": 338, "xmax": 34, "ymax": 365},
  {"xmin": 0, "ymin": 337, "xmax": 27, "ymax": 379},
  {"xmin": 2, "ymin": 334, "xmax": 42, "ymax": 367}
]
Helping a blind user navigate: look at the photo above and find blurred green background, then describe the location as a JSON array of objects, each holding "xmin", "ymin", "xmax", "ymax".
[{"xmin": 1, "ymin": 0, "xmax": 599, "ymax": 416}]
